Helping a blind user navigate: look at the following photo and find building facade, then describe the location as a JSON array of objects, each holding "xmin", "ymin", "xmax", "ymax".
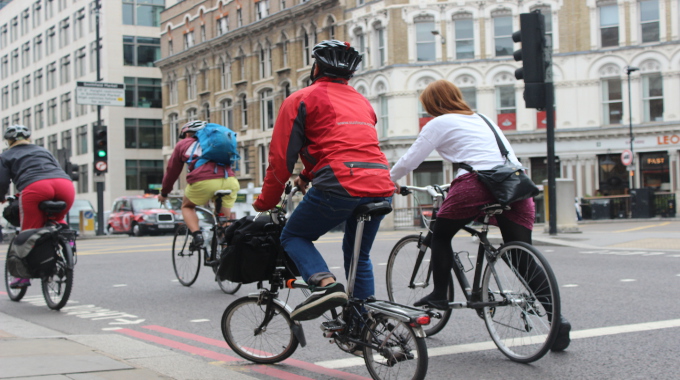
[
  {"xmin": 158, "ymin": 0, "xmax": 680, "ymax": 216},
  {"xmin": 0, "ymin": 0, "xmax": 175, "ymax": 213}
]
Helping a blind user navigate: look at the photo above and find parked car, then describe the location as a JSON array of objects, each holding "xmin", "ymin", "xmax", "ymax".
[
  {"xmin": 106, "ymin": 195, "xmax": 183, "ymax": 236},
  {"xmin": 68, "ymin": 199, "xmax": 97, "ymax": 231}
]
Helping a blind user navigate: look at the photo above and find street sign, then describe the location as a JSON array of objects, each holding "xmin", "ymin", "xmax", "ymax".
[
  {"xmin": 94, "ymin": 161, "xmax": 108, "ymax": 172},
  {"xmin": 621, "ymin": 149, "xmax": 633, "ymax": 166},
  {"xmin": 76, "ymin": 81, "xmax": 125, "ymax": 106}
]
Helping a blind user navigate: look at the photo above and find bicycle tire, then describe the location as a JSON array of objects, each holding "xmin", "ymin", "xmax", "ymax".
[
  {"xmin": 5, "ymin": 241, "xmax": 27, "ymax": 302},
  {"xmin": 221, "ymin": 296, "xmax": 299, "ymax": 364},
  {"xmin": 42, "ymin": 239, "xmax": 73, "ymax": 310},
  {"xmin": 172, "ymin": 225, "xmax": 201, "ymax": 286},
  {"xmin": 481, "ymin": 241, "xmax": 560, "ymax": 363},
  {"xmin": 362, "ymin": 313, "xmax": 429, "ymax": 380},
  {"xmin": 386, "ymin": 234, "xmax": 453, "ymax": 336}
]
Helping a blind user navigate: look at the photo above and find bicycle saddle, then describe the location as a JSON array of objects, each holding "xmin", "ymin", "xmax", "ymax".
[
  {"xmin": 214, "ymin": 190, "xmax": 232, "ymax": 197},
  {"xmin": 39, "ymin": 201, "xmax": 68, "ymax": 213},
  {"xmin": 480, "ymin": 204, "xmax": 510, "ymax": 214},
  {"xmin": 353, "ymin": 201, "xmax": 392, "ymax": 218}
]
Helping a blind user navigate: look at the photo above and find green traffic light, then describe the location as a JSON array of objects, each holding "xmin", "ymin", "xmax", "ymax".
[{"xmin": 97, "ymin": 150, "xmax": 107, "ymax": 158}]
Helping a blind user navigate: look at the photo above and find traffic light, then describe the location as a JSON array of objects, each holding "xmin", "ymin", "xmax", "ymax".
[
  {"xmin": 512, "ymin": 10, "xmax": 549, "ymax": 109},
  {"xmin": 93, "ymin": 125, "xmax": 108, "ymax": 174},
  {"xmin": 65, "ymin": 161, "xmax": 79, "ymax": 181}
]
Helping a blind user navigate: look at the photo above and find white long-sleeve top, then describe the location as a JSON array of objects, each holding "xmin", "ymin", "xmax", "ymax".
[{"xmin": 390, "ymin": 113, "xmax": 522, "ymax": 181}]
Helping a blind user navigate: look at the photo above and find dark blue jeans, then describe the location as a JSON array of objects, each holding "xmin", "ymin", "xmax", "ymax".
[{"xmin": 280, "ymin": 187, "xmax": 391, "ymax": 300}]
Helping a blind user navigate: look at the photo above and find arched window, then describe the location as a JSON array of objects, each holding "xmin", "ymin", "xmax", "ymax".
[
  {"xmin": 169, "ymin": 112, "xmax": 179, "ymax": 147},
  {"xmin": 260, "ymin": 89, "xmax": 274, "ymax": 130},
  {"xmin": 201, "ymin": 102, "xmax": 210, "ymax": 122},
  {"xmin": 240, "ymin": 94, "xmax": 248, "ymax": 128},
  {"xmin": 186, "ymin": 107, "xmax": 197, "ymax": 122},
  {"xmin": 303, "ymin": 30, "xmax": 311, "ymax": 66},
  {"xmin": 221, "ymin": 98, "xmax": 233, "ymax": 129}
]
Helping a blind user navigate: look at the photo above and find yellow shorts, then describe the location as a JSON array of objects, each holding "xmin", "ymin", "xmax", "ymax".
[{"xmin": 185, "ymin": 177, "xmax": 240, "ymax": 208}]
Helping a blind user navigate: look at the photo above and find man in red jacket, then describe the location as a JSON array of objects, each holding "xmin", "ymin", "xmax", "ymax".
[
  {"xmin": 253, "ymin": 41, "xmax": 394, "ymax": 321},
  {"xmin": 159, "ymin": 120, "xmax": 239, "ymax": 253}
]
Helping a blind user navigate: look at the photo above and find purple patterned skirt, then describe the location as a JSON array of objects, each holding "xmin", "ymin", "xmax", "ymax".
[{"xmin": 437, "ymin": 173, "xmax": 535, "ymax": 231}]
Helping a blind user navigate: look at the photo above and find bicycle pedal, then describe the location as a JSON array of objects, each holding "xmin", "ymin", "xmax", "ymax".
[
  {"xmin": 205, "ymin": 260, "xmax": 219, "ymax": 267},
  {"xmin": 321, "ymin": 319, "xmax": 345, "ymax": 333}
]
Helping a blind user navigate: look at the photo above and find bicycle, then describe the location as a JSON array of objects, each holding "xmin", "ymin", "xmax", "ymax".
[
  {"xmin": 171, "ymin": 190, "xmax": 241, "ymax": 294},
  {"xmin": 4, "ymin": 196, "xmax": 77, "ymax": 310},
  {"xmin": 386, "ymin": 185, "xmax": 561, "ymax": 363},
  {"xmin": 220, "ymin": 184, "xmax": 432, "ymax": 380}
]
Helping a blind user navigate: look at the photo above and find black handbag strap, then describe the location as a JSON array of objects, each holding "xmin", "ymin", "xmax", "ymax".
[{"xmin": 458, "ymin": 114, "xmax": 509, "ymax": 173}]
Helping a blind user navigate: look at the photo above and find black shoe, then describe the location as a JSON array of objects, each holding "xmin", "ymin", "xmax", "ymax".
[
  {"xmin": 189, "ymin": 231, "xmax": 204, "ymax": 251},
  {"xmin": 551, "ymin": 316, "xmax": 571, "ymax": 352},
  {"xmin": 290, "ymin": 283, "xmax": 348, "ymax": 321},
  {"xmin": 414, "ymin": 293, "xmax": 449, "ymax": 310}
]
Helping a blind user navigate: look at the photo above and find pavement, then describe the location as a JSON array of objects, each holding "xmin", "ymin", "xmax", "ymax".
[{"xmin": 1, "ymin": 217, "xmax": 678, "ymax": 379}]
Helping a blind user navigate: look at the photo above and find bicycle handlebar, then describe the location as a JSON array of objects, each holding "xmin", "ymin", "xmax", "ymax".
[{"xmin": 399, "ymin": 184, "xmax": 450, "ymax": 198}]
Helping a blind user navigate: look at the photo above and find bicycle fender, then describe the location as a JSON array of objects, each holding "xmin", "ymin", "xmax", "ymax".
[
  {"xmin": 246, "ymin": 292, "xmax": 307, "ymax": 347},
  {"xmin": 62, "ymin": 239, "xmax": 75, "ymax": 270}
]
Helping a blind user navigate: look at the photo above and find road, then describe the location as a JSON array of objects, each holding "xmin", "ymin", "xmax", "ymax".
[{"xmin": 2, "ymin": 223, "xmax": 680, "ymax": 379}]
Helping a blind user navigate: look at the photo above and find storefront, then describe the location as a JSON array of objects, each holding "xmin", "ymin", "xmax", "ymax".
[{"xmin": 639, "ymin": 151, "xmax": 670, "ymax": 190}]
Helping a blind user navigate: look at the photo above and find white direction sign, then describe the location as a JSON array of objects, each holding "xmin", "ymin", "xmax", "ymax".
[
  {"xmin": 76, "ymin": 81, "xmax": 125, "ymax": 106},
  {"xmin": 621, "ymin": 149, "xmax": 634, "ymax": 166}
]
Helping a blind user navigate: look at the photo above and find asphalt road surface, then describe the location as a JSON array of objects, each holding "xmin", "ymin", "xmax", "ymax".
[{"xmin": 2, "ymin": 227, "xmax": 679, "ymax": 379}]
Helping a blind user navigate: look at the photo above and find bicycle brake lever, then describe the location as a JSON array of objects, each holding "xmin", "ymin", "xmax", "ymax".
[{"xmin": 399, "ymin": 187, "xmax": 412, "ymax": 196}]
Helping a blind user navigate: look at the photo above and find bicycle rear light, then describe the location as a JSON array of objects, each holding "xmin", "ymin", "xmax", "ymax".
[{"xmin": 412, "ymin": 316, "xmax": 431, "ymax": 326}]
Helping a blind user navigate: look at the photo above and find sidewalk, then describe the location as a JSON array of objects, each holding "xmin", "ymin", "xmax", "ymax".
[{"xmin": 0, "ymin": 312, "xmax": 256, "ymax": 380}]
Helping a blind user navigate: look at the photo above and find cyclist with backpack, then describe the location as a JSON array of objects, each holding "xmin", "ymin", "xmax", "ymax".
[
  {"xmin": 0, "ymin": 125, "xmax": 75, "ymax": 288},
  {"xmin": 159, "ymin": 120, "xmax": 240, "ymax": 251},
  {"xmin": 253, "ymin": 40, "xmax": 394, "ymax": 321}
]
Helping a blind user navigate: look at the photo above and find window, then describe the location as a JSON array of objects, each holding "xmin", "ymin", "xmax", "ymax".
[
  {"xmin": 11, "ymin": 49, "xmax": 19, "ymax": 74},
  {"xmin": 0, "ymin": 24, "xmax": 6, "ymax": 49},
  {"xmin": 33, "ymin": 2, "xmax": 43, "ymax": 29},
  {"xmin": 640, "ymin": 0, "xmax": 659, "ymax": 43},
  {"xmin": 46, "ymin": 62, "xmax": 57, "ymax": 90},
  {"xmin": 168, "ymin": 113, "xmax": 179, "ymax": 147},
  {"xmin": 220, "ymin": 60, "xmax": 231, "ymax": 90},
  {"xmin": 124, "ymin": 77, "xmax": 162, "ymax": 108},
  {"xmin": 168, "ymin": 39, "xmax": 173, "ymax": 55},
  {"xmin": 378, "ymin": 94, "xmax": 388, "ymax": 137},
  {"xmin": 217, "ymin": 15, "xmax": 229, "ymax": 36},
  {"xmin": 57, "ymin": 0, "xmax": 66, "ymax": 11},
  {"xmin": 47, "ymin": 98, "xmax": 57, "ymax": 126},
  {"xmin": 125, "ymin": 160, "xmax": 164, "ymax": 190},
  {"xmin": 74, "ymin": 8, "xmax": 85, "ymax": 40},
  {"xmin": 237, "ymin": 8, "xmax": 243, "ymax": 27},
  {"xmin": 496, "ymin": 85, "xmax": 516, "ymax": 130},
  {"xmin": 75, "ymin": 102, "xmax": 87, "ymax": 117},
  {"xmin": 167, "ymin": 74, "xmax": 177, "ymax": 105},
  {"xmin": 531, "ymin": 6, "xmax": 553, "ymax": 47},
  {"xmin": 259, "ymin": 144, "xmax": 268, "ymax": 182},
  {"xmin": 1, "ymin": 56, "xmax": 7, "ymax": 79},
  {"xmin": 200, "ymin": 62, "xmax": 209, "ymax": 93},
  {"xmin": 123, "ymin": 36, "xmax": 161, "ymax": 67},
  {"xmin": 200, "ymin": 25, "xmax": 206, "ymax": 42},
  {"xmin": 48, "ymin": 133, "xmax": 58, "ymax": 156},
  {"xmin": 415, "ymin": 16, "xmax": 435, "ymax": 61},
  {"xmin": 460, "ymin": 87, "xmax": 477, "ymax": 111},
  {"xmin": 60, "ymin": 92, "xmax": 72, "ymax": 121},
  {"xmin": 241, "ymin": 145, "xmax": 251, "ymax": 175},
  {"xmin": 122, "ymin": 0, "xmax": 164, "ymax": 27},
  {"xmin": 21, "ymin": 8, "xmax": 30, "ymax": 36},
  {"xmin": 10, "ymin": 17, "xmax": 18, "ymax": 42},
  {"xmin": 34, "ymin": 34, "xmax": 43, "ymax": 62},
  {"xmin": 642, "ymin": 73, "xmax": 663, "ymax": 122},
  {"xmin": 74, "ymin": 47, "xmax": 86, "ymax": 78},
  {"xmin": 260, "ymin": 90, "xmax": 274, "ymax": 130},
  {"xmin": 1, "ymin": 87, "xmax": 7, "ymax": 110},
  {"xmin": 45, "ymin": 0, "xmax": 54, "ymax": 19},
  {"xmin": 22, "ymin": 75, "xmax": 31, "ymax": 101},
  {"xmin": 530, "ymin": 157, "xmax": 561, "ymax": 186},
  {"xmin": 59, "ymin": 17, "xmax": 70, "ymax": 48},
  {"xmin": 201, "ymin": 102, "xmax": 210, "ymax": 122},
  {"xmin": 76, "ymin": 125, "xmax": 87, "ymax": 154},
  {"xmin": 34, "ymin": 137, "xmax": 44, "ymax": 147},
  {"xmin": 186, "ymin": 69, "xmax": 197, "ymax": 99},
  {"xmin": 238, "ymin": 53, "xmax": 245, "ymax": 79},
  {"xmin": 12, "ymin": 112, "xmax": 20, "ymax": 125},
  {"xmin": 11, "ymin": 81, "xmax": 19, "ymax": 106},
  {"xmin": 1, "ymin": 118, "xmax": 8, "ymax": 135},
  {"xmin": 22, "ymin": 108, "xmax": 32, "ymax": 129},
  {"xmin": 256, "ymin": 0, "xmax": 269, "ymax": 20},
  {"xmin": 61, "ymin": 129, "xmax": 72, "ymax": 156},
  {"xmin": 303, "ymin": 31, "xmax": 312, "ymax": 66},
  {"xmin": 328, "ymin": 16, "xmax": 336, "ymax": 40},
  {"xmin": 183, "ymin": 31, "xmax": 195, "ymax": 49},
  {"xmin": 35, "ymin": 103, "xmax": 44, "ymax": 130},
  {"xmin": 60, "ymin": 54, "xmax": 71, "ymax": 84},
  {"xmin": 22, "ymin": 42, "xmax": 31, "ymax": 68},
  {"xmin": 77, "ymin": 164, "xmax": 88, "ymax": 193},
  {"xmin": 89, "ymin": 1, "xmax": 97, "ymax": 32},
  {"xmin": 221, "ymin": 99, "xmax": 234, "ymax": 130},
  {"xmin": 46, "ymin": 26, "xmax": 56, "ymax": 55},
  {"xmin": 240, "ymin": 94, "xmax": 248, "ymax": 128},
  {"xmin": 454, "ymin": 16, "xmax": 474, "ymax": 59},
  {"xmin": 602, "ymin": 78, "xmax": 623, "ymax": 125},
  {"xmin": 600, "ymin": 4, "xmax": 619, "ymax": 47},
  {"xmin": 259, "ymin": 45, "xmax": 271, "ymax": 78},
  {"xmin": 281, "ymin": 1, "xmax": 287, "ymax": 10},
  {"xmin": 493, "ymin": 15, "xmax": 513, "ymax": 57},
  {"xmin": 281, "ymin": 37, "xmax": 289, "ymax": 67},
  {"xmin": 90, "ymin": 40, "xmax": 99, "ymax": 72},
  {"xmin": 354, "ymin": 30, "xmax": 365, "ymax": 70},
  {"xmin": 186, "ymin": 108, "xmax": 197, "ymax": 122},
  {"xmin": 376, "ymin": 25, "xmax": 386, "ymax": 66},
  {"xmin": 125, "ymin": 118, "xmax": 163, "ymax": 149}
]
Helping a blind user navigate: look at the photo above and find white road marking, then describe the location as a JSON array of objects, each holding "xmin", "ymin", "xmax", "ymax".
[
  {"xmin": 620, "ymin": 279, "xmax": 637, "ymax": 282},
  {"xmin": 113, "ymin": 284, "xmax": 127, "ymax": 287},
  {"xmin": 102, "ymin": 327, "xmax": 122, "ymax": 331},
  {"xmin": 314, "ymin": 318, "xmax": 680, "ymax": 369},
  {"xmin": 377, "ymin": 263, "xmax": 387, "ymax": 266},
  {"xmin": 191, "ymin": 319, "xmax": 210, "ymax": 323},
  {"xmin": 171, "ymin": 279, "xmax": 179, "ymax": 282},
  {"xmin": 544, "ymin": 249, "xmax": 554, "ymax": 252},
  {"xmin": 563, "ymin": 284, "xmax": 579, "ymax": 287},
  {"xmin": 329, "ymin": 266, "xmax": 341, "ymax": 270}
]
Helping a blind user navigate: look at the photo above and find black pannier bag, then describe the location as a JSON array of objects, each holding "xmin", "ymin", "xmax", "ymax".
[
  {"xmin": 217, "ymin": 214, "xmax": 298, "ymax": 284},
  {"xmin": 3, "ymin": 200, "xmax": 21, "ymax": 227},
  {"xmin": 7, "ymin": 227, "xmax": 60, "ymax": 278}
]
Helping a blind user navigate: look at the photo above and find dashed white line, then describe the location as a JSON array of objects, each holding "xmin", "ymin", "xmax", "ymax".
[
  {"xmin": 377, "ymin": 263, "xmax": 387, "ymax": 266},
  {"xmin": 113, "ymin": 284, "xmax": 127, "ymax": 287},
  {"xmin": 620, "ymin": 279, "xmax": 637, "ymax": 282},
  {"xmin": 563, "ymin": 284, "xmax": 579, "ymax": 287},
  {"xmin": 191, "ymin": 319, "xmax": 210, "ymax": 323},
  {"xmin": 102, "ymin": 327, "xmax": 122, "ymax": 331}
]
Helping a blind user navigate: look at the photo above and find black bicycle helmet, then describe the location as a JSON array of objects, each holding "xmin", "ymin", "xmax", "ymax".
[
  {"xmin": 311, "ymin": 40, "xmax": 362, "ymax": 80},
  {"xmin": 3, "ymin": 125, "xmax": 31, "ymax": 141},
  {"xmin": 179, "ymin": 120, "xmax": 207, "ymax": 139}
]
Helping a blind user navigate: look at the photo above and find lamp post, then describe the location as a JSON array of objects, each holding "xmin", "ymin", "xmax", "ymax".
[{"xmin": 626, "ymin": 66, "xmax": 639, "ymax": 192}]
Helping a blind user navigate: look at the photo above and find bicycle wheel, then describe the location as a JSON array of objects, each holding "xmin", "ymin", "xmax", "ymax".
[
  {"xmin": 221, "ymin": 296, "xmax": 298, "ymax": 364},
  {"xmin": 386, "ymin": 235, "xmax": 453, "ymax": 336},
  {"xmin": 363, "ymin": 313, "xmax": 428, "ymax": 380},
  {"xmin": 212, "ymin": 261, "xmax": 241, "ymax": 294},
  {"xmin": 42, "ymin": 239, "xmax": 73, "ymax": 310},
  {"xmin": 172, "ymin": 225, "xmax": 201, "ymax": 286},
  {"xmin": 5, "ymin": 243, "xmax": 27, "ymax": 301},
  {"xmin": 481, "ymin": 242, "xmax": 560, "ymax": 363}
]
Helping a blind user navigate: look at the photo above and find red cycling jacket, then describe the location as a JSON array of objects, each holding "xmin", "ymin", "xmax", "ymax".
[{"xmin": 254, "ymin": 77, "xmax": 394, "ymax": 211}]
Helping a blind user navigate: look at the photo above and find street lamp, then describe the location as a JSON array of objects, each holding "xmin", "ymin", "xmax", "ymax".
[{"xmin": 626, "ymin": 66, "xmax": 639, "ymax": 191}]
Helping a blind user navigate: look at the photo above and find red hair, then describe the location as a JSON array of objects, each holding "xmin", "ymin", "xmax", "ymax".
[{"xmin": 420, "ymin": 80, "xmax": 473, "ymax": 117}]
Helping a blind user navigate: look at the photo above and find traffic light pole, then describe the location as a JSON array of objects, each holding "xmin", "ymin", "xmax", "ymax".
[
  {"xmin": 95, "ymin": 0, "xmax": 104, "ymax": 236},
  {"xmin": 545, "ymin": 82, "xmax": 557, "ymax": 235}
]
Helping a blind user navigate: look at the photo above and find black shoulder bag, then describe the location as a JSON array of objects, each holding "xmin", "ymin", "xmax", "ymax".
[{"xmin": 458, "ymin": 114, "xmax": 539, "ymax": 206}]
